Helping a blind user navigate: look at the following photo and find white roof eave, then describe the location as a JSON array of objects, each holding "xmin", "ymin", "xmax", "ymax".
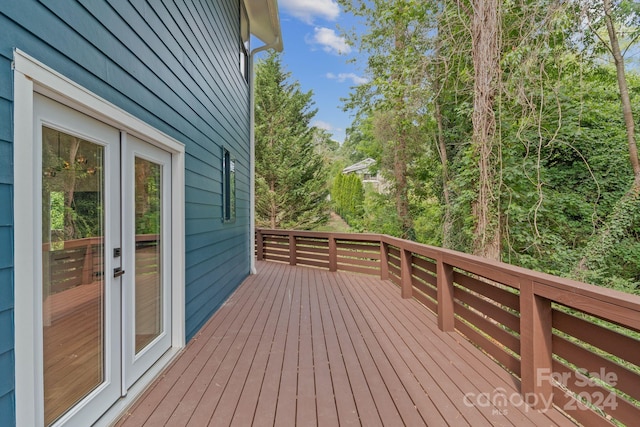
[{"xmin": 246, "ymin": 0, "xmax": 283, "ymax": 52}]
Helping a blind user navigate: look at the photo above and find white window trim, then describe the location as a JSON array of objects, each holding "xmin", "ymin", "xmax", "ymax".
[{"xmin": 12, "ymin": 49, "xmax": 186, "ymax": 427}]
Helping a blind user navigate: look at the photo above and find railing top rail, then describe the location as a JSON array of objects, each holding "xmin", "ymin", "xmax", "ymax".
[
  {"xmin": 257, "ymin": 228, "xmax": 384, "ymax": 241},
  {"xmin": 257, "ymin": 228, "xmax": 640, "ymax": 331}
]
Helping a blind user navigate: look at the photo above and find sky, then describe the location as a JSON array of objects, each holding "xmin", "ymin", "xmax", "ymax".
[{"xmin": 255, "ymin": 0, "xmax": 367, "ymax": 143}]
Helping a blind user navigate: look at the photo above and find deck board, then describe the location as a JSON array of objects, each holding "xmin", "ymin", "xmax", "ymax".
[
  {"xmin": 116, "ymin": 261, "xmax": 577, "ymax": 427},
  {"xmin": 325, "ymin": 270, "xmax": 416, "ymax": 426},
  {"xmin": 313, "ymin": 266, "xmax": 360, "ymax": 426}
]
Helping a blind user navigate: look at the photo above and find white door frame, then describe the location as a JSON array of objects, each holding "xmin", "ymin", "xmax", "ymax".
[{"xmin": 13, "ymin": 49, "xmax": 186, "ymax": 427}]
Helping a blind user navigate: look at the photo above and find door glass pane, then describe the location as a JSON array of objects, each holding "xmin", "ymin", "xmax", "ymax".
[
  {"xmin": 134, "ymin": 157, "xmax": 163, "ymax": 353},
  {"xmin": 42, "ymin": 127, "xmax": 104, "ymax": 426}
]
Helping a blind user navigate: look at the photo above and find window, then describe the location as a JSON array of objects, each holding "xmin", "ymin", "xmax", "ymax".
[
  {"xmin": 240, "ymin": 2, "xmax": 250, "ymax": 82},
  {"xmin": 223, "ymin": 149, "xmax": 236, "ymax": 222}
]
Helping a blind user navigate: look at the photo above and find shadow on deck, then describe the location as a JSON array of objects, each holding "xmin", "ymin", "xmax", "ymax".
[{"xmin": 115, "ymin": 261, "xmax": 576, "ymax": 426}]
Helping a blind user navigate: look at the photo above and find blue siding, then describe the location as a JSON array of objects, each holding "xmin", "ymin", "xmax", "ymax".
[
  {"xmin": 0, "ymin": 266, "xmax": 12, "ymax": 426},
  {"xmin": 0, "ymin": 142, "xmax": 11, "ymax": 184},
  {"xmin": 0, "ymin": 229, "xmax": 11, "ymax": 271},
  {"xmin": 0, "ymin": 0, "xmax": 253, "ymax": 423},
  {"xmin": 0, "ymin": 349, "xmax": 15, "ymax": 423}
]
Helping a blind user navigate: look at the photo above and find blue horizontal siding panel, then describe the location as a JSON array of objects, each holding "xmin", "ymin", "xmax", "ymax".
[
  {"xmin": 185, "ymin": 260, "xmax": 248, "ymax": 340},
  {"xmin": 0, "ymin": 141, "xmax": 12, "ymax": 184},
  {"xmin": 0, "ymin": 374, "xmax": 15, "ymax": 427},
  {"xmin": 185, "ymin": 175, "xmax": 219, "ymax": 197},
  {"xmin": 0, "ymin": 315, "xmax": 13, "ymax": 426},
  {"xmin": 0, "ymin": 185, "xmax": 10, "ymax": 225},
  {"xmin": 0, "ymin": 392, "xmax": 15, "ymax": 427},
  {"xmin": 0, "ymin": 311, "xmax": 12, "ymax": 355},
  {"xmin": 0, "ymin": 57, "xmax": 11, "ymax": 101},
  {"xmin": 0, "ymin": 349, "xmax": 14, "ymax": 397},
  {"xmin": 0, "ymin": 101, "xmax": 11, "ymax": 144},
  {"xmin": 0, "ymin": 269, "xmax": 13, "ymax": 313},
  {"xmin": 1, "ymin": 0, "xmax": 253, "ymax": 422},
  {"xmin": 0, "ymin": 397, "xmax": 14, "ymax": 427},
  {"xmin": 0, "ymin": 228, "xmax": 11, "ymax": 270}
]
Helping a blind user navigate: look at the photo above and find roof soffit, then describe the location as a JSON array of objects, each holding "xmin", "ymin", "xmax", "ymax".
[{"xmin": 244, "ymin": 0, "xmax": 283, "ymax": 51}]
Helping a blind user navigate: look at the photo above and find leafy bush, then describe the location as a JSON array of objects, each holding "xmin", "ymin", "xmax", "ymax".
[{"xmin": 331, "ymin": 173, "xmax": 364, "ymax": 224}]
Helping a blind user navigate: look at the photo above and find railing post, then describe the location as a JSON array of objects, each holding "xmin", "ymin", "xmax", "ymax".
[
  {"xmin": 520, "ymin": 279, "xmax": 553, "ymax": 410},
  {"xmin": 437, "ymin": 254, "xmax": 455, "ymax": 332},
  {"xmin": 400, "ymin": 248, "xmax": 412, "ymax": 299},
  {"xmin": 256, "ymin": 229, "xmax": 264, "ymax": 261},
  {"xmin": 328, "ymin": 236, "xmax": 337, "ymax": 272},
  {"xmin": 380, "ymin": 241, "xmax": 389, "ymax": 280},
  {"xmin": 289, "ymin": 233, "xmax": 297, "ymax": 266}
]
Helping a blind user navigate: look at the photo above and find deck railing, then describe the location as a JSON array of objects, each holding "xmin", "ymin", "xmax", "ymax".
[
  {"xmin": 42, "ymin": 234, "xmax": 159, "ymax": 293},
  {"xmin": 256, "ymin": 228, "xmax": 640, "ymax": 426}
]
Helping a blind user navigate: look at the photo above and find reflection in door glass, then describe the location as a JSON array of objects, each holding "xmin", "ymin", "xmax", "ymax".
[
  {"xmin": 41, "ymin": 126, "xmax": 104, "ymax": 426},
  {"xmin": 134, "ymin": 157, "xmax": 163, "ymax": 353}
]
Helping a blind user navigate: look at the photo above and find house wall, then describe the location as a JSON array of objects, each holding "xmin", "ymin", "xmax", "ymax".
[{"xmin": 0, "ymin": 0, "xmax": 251, "ymax": 423}]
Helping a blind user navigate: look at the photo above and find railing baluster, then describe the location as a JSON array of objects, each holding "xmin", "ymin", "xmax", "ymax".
[
  {"xmin": 289, "ymin": 233, "xmax": 297, "ymax": 266},
  {"xmin": 329, "ymin": 236, "xmax": 337, "ymax": 272},
  {"xmin": 437, "ymin": 254, "xmax": 455, "ymax": 332},
  {"xmin": 400, "ymin": 248, "xmax": 412, "ymax": 299},
  {"xmin": 520, "ymin": 279, "xmax": 553, "ymax": 410},
  {"xmin": 256, "ymin": 229, "xmax": 264, "ymax": 261},
  {"xmin": 380, "ymin": 241, "xmax": 389, "ymax": 280}
]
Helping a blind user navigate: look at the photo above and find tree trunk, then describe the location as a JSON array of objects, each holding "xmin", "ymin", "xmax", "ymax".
[
  {"xmin": 393, "ymin": 129, "xmax": 413, "ymax": 239},
  {"xmin": 435, "ymin": 98, "xmax": 453, "ymax": 249},
  {"xmin": 433, "ymin": 29, "xmax": 452, "ymax": 248},
  {"xmin": 393, "ymin": 14, "xmax": 414, "ymax": 240},
  {"xmin": 471, "ymin": 0, "xmax": 501, "ymax": 260},
  {"xmin": 269, "ymin": 180, "xmax": 277, "ymax": 229}
]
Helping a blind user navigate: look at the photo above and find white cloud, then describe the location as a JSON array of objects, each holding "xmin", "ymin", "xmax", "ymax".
[
  {"xmin": 280, "ymin": 0, "xmax": 340, "ymax": 24},
  {"xmin": 313, "ymin": 121, "xmax": 345, "ymax": 143},
  {"xmin": 313, "ymin": 120, "xmax": 336, "ymax": 131},
  {"xmin": 308, "ymin": 27, "xmax": 351, "ymax": 55},
  {"xmin": 326, "ymin": 72, "xmax": 368, "ymax": 85}
]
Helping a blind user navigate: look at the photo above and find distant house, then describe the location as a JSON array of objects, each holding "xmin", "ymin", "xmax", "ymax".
[
  {"xmin": 342, "ymin": 158, "xmax": 387, "ymax": 193},
  {"xmin": 1, "ymin": 1, "xmax": 281, "ymax": 426}
]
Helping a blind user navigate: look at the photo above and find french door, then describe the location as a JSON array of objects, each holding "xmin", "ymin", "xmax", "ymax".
[{"xmin": 37, "ymin": 94, "xmax": 172, "ymax": 426}]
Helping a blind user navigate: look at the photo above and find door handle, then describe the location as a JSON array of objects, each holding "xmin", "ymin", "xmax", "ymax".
[{"xmin": 113, "ymin": 267, "xmax": 125, "ymax": 278}]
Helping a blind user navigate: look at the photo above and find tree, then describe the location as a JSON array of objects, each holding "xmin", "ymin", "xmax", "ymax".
[
  {"xmin": 449, "ymin": 0, "xmax": 503, "ymax": 260},
  {"xmin": 338, "ymin": 0, "xmax": 435, "ymax": 240},
  {"xmin": 333, "ymin": 0, "xmax": 640, "ymax": 291},
  {"xmin": 331, "ymin": 172, "xmax": 364, "ymax": 223},
  {"xmin": 254, "ymin": 52, "xmax": 330, "ymax": 229},
  {"xmin": 576, "ymin": 0, "xmax": 640, "ymax": 279}
]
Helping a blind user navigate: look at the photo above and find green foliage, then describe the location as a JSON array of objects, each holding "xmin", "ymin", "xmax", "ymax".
[
  {"xmin": 50, "ymin": 192, "xmax": 64, "ymax": 230},
  {"xmin": 339, "ymin": 117, "xmax": 382, "ymax": 165},
  {"xmin": 327, "ymin": 0, "xmax": 640, "ymax": 294},
  {"xmin": 497, "ymin": 58, "xmax": 638, "ymax": 281},
  {"xmin": 411, "ymin": 196, "xmax": 442, "ymax": 247},
  {"xmin": 72, "ymin": 192, "xmax": 103, "ymax": 237},
  {"xmin": 576, "ymin": 188, "xmax": 640, "ymax": 294},
  {"xmin": 254, "ymin": 52, "xmax": 330, "ymax": 230},
  {"xmin": 337, "ymin": 0, "xmax": 438, "ymax": 239},
  {"xmin": 331, "ymin": 173, "xmax": 365, "ymax": 224},
  {"xmin": 356, "ymin": 191, "xmax": 403, "ymax": 236}
]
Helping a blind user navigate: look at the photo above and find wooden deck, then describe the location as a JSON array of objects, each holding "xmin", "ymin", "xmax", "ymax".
[{"xmin": 115, "ymin": 261, "xmax": 576, "ymax": 426}]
